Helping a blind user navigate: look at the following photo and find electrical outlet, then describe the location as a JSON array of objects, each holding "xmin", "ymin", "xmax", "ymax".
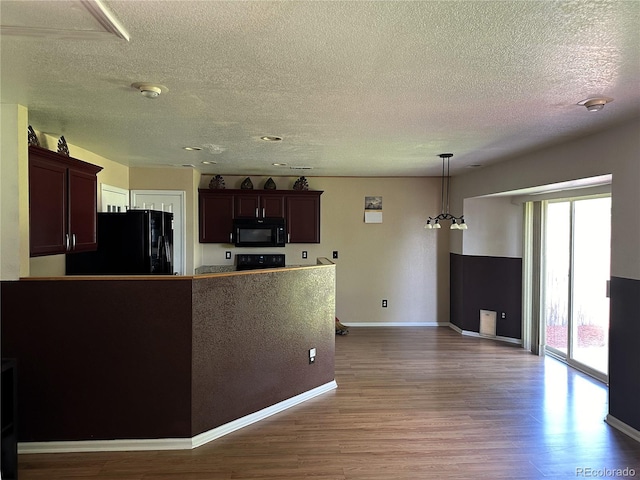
[
  {"xmin": 302, "ymin": 251, "xmax": 308, "ymax": 259},
  {"xmin": 309, "ymin": 348, "xmax": 316, "ymax": 364},
  {"xmin": 501, "ymin": 312, "xmax": 506, "ymax": 319},
  {"xmin": 225, "ymin": 251, "xmax": 231, "ymax": 260},
  {"xmin": 333, "ymin": 251, "xmax": 338, "ymax": 259},
  {"xmin": 382, "ymin": 299, "xmax": 388, "ymax": 308}
]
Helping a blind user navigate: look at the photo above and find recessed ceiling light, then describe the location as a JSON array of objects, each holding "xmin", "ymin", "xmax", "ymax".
[
  {"xmin": 261, "ymin": 136, "xmax": 282, "ymax": 142},
  {"xmin": 131, "ymin": 82, "xmax": 167, "ymax": 99},
  {"xmin": 200, "ymin": 161, "xmax": 216, "ymax": 165},
  {"xmin": 272, "ymin": 163, "xmax": 287, "ymax": 166},
  {"xmin": 577, "ymin": 96, "xmax": 613, "ymax": 112},
  {"xmin": 183, "ymin": 146, "xmax": 202, "ymax": 151},
  {"xmin": 466, "ymin": 164, "xmax": 483, "ymax": 169},
  {"xmin": 290, "ymin": 166, "xmax": 313, "ymax": 170}
]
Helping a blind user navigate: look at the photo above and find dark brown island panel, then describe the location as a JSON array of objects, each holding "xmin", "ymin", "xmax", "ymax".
[{"xmin": 0, "ymin": 261, "xmax": 335, "ymax": 446}]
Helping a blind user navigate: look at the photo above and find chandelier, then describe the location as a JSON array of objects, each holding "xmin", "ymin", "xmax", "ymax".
[{"xmin": 425, "ymin": 153, "xmax": 467, "ymax": 230}]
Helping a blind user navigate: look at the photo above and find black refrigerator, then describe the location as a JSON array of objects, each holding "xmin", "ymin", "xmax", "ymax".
[{"xmin": 66, "ymin": 210, "xmax": 174, "ymax": 275}]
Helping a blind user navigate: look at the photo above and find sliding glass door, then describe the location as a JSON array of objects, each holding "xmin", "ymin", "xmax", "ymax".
[{"xmin": 543, "ymin": 196, "xmax": 610, "ymax": 382}]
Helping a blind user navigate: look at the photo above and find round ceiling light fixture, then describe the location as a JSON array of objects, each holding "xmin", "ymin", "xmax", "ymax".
[
  {"xmin": 261, "ymin": 135, "xmax": 282, "ymax": 142},
  {"xmin": 578, "ymin": 97, "xmax": 613, "ymax": 112},
  {"xmin": 131, "ymin": 82, "xmax": 167, "ymax": 99},
  {"xmin": 183, "ymin": 146, "xmax": 202, "ymax": 151}
]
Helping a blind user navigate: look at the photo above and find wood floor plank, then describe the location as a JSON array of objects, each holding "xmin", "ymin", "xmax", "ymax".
[{"xmin": 17, "ymin": 327, "xmax": 640, "ymax": 479}]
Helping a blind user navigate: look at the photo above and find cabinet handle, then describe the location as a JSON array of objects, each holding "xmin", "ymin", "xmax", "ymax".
[
  {"xmin": 262, "ymin": 208, "xmax": 265, "ymax": 218},
  {"xmin": 65, "ymin": 233, "xmax": 70, "ymax": 251},
  {"xmin": 72, "ymin": 233, "xmax": 77, "ymax": 250},
  {"xmin": 255, "ymin": 207, "xmax": 259, "ymax": 218},
  {"xmin": 230, "ymin": 232, "xmax": 233, "ymax": 243},
  {"xmin": 287, "ymin": 233, "xmax": 290, "ymax": 243}
]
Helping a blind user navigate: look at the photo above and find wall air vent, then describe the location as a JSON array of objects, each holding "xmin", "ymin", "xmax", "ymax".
[{"xmin": 290, "ymin": 166, "xmax": 313, "ymax": 170}]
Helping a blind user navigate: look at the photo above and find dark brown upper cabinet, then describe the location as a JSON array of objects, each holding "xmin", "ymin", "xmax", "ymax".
[
  {"xmin": 234, "ymin": 193, "xmax": 285, "ymax": 219},
  {"xmin": 198, "ymin": 189, "xmax": 322, "ymax": 244},
  {"xmin": 29, "ymin": 146, "xmax": 102, "ymax": 256},
  {"xmin": 285, "ymin": 193, "xmax": 321, "ymax": 243},
  {"xmin": 199, "ymin": 191, "xmax": 235, "ymax": 244}
]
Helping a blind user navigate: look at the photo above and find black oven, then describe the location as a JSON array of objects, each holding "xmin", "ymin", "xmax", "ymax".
[
  {"xmin": 233, "ymin": 218, "xmax": 286, "ymax": 247},
  {"xmin": 236, "ymin": 254, "xmax": 285, "ymax": 271}
]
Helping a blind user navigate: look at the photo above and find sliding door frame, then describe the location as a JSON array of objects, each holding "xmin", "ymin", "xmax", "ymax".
[{"xmin": 523, "ymin": 191, "xmax": 611, "ymax": 384}]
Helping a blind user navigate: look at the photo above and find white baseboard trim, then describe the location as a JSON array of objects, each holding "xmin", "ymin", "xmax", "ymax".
[
  {"xmin": 344, "ymin": 322, "xmax": 448, "ymax": 327},
  {"xmin": 448, "ymin": 323, "xmax": 463, "ymax": 334},
  {"xmin": 191, "ymin": 380, "xmax": 337, "ymax": 449},
  {"xmin": 19, "ymin": 380, "xmax": 338, "ymax": 454},
  {"xmin": 448, "ymin": 323, "xmax": 522, "ymax": 345},
  {"xmin": 18, "ymin": 437, "xmax": 192, "ymax": 454},
  {"xmin": 605, "ymin": 414, "xmax": 640, "ymax": 443}
]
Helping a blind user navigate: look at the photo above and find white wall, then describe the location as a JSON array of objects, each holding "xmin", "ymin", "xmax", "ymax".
[
  {"xmin": 0, "ymin": 104, "xmax": 29, "ymax": 280},
  {"xmin": 462, "ymin": 196, "xmax": 523, "ymax": 258}
]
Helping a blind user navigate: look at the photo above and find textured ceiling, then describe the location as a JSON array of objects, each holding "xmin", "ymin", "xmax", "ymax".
[{"xmin": 1, "ymin": 0, "xmax": 639, "ymax": 176}]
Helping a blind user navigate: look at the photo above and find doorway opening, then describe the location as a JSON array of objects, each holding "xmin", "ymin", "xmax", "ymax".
[{"xmin": 542, "ymin": 195, "xmax": 610, "ymax": 383}]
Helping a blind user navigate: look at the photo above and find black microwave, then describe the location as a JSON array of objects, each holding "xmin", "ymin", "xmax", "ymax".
[{"xmin": 233, "ymin": 218, "xmax": 286, "ymax": 247}]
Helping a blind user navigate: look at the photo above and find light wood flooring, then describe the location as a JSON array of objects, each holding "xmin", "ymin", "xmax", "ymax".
[{"xmin": 17, "ymin": 327, "xmax": 640, "ymax": 479}]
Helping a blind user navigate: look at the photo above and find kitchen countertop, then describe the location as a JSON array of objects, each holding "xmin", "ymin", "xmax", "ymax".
[{"xmin": 195, "ymin": 265, "xmax": 308, "ymax": 275}]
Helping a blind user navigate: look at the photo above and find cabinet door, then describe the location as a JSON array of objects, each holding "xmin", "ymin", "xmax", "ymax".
[
  {"xmin": 200, "ymin": 193, "xmax": 234, "ymax": 243},
  {"xmin": 29, "ymin": 156, "xmax": 68, "ymax": 256},
  {"xmin": 286, "ymin": 194, "xmax": 320, "ymax": 243},
  {"xmin": 68, "ymin": 167, "xmax": 99, "ymax": 252},
  {"xmin": 234, "ymin": 193, "xmax": 259, "ymax": 218},
  {"xmin": 261, "ymin": 195, "xmax": 285, "ymax": 218}
]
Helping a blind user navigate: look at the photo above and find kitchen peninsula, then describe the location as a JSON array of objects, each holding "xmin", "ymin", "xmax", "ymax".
[{"xmin": 0, "ymin": 259, "xmax": 336, "ymax": 452}]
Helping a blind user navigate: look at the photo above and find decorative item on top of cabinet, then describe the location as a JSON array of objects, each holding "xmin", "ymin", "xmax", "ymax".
[
  {"xmin": 264, "ymin": 177, "xmax": 276, "ymax": 190},
  {"xmin": 28, "ymin": 125, "xmax": 40, "ymax": 146},
  {"xmin": 209, "ymin": 174, "xmax": 225, "ymax": 189},
  {"xmin": 241, "ymin": 177, "xmax": 254, "ymax": 189},
  {"xmin": 57, "ymin": 135, "xmax": 70, "ymax": 156},
  {"xmin": 28, "ymin": 145, "xmax": 103, "ymax": 256},
  {"xmin": 293, "ymin": 176, "xmax": 309, "ymax": 191}
]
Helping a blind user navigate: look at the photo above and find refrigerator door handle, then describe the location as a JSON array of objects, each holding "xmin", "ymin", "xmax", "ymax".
[{"xmin": 157, "ymin": 235, "xmax": 164, "ymax": 259}]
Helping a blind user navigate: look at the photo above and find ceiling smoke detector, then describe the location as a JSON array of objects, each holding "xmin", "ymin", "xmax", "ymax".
[
  {"xmin": 578, "ymin": 97, "xmax": 613, "ymax": 112},
  {"xmin": 131, "ymin": 82, "xmax": 166, "ymax": 99}
]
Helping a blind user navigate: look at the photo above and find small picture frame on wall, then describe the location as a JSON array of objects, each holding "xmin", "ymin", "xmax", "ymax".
[{"xmin": 364, "ymin": 196, "xmax": 383, "ymax": 223}]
